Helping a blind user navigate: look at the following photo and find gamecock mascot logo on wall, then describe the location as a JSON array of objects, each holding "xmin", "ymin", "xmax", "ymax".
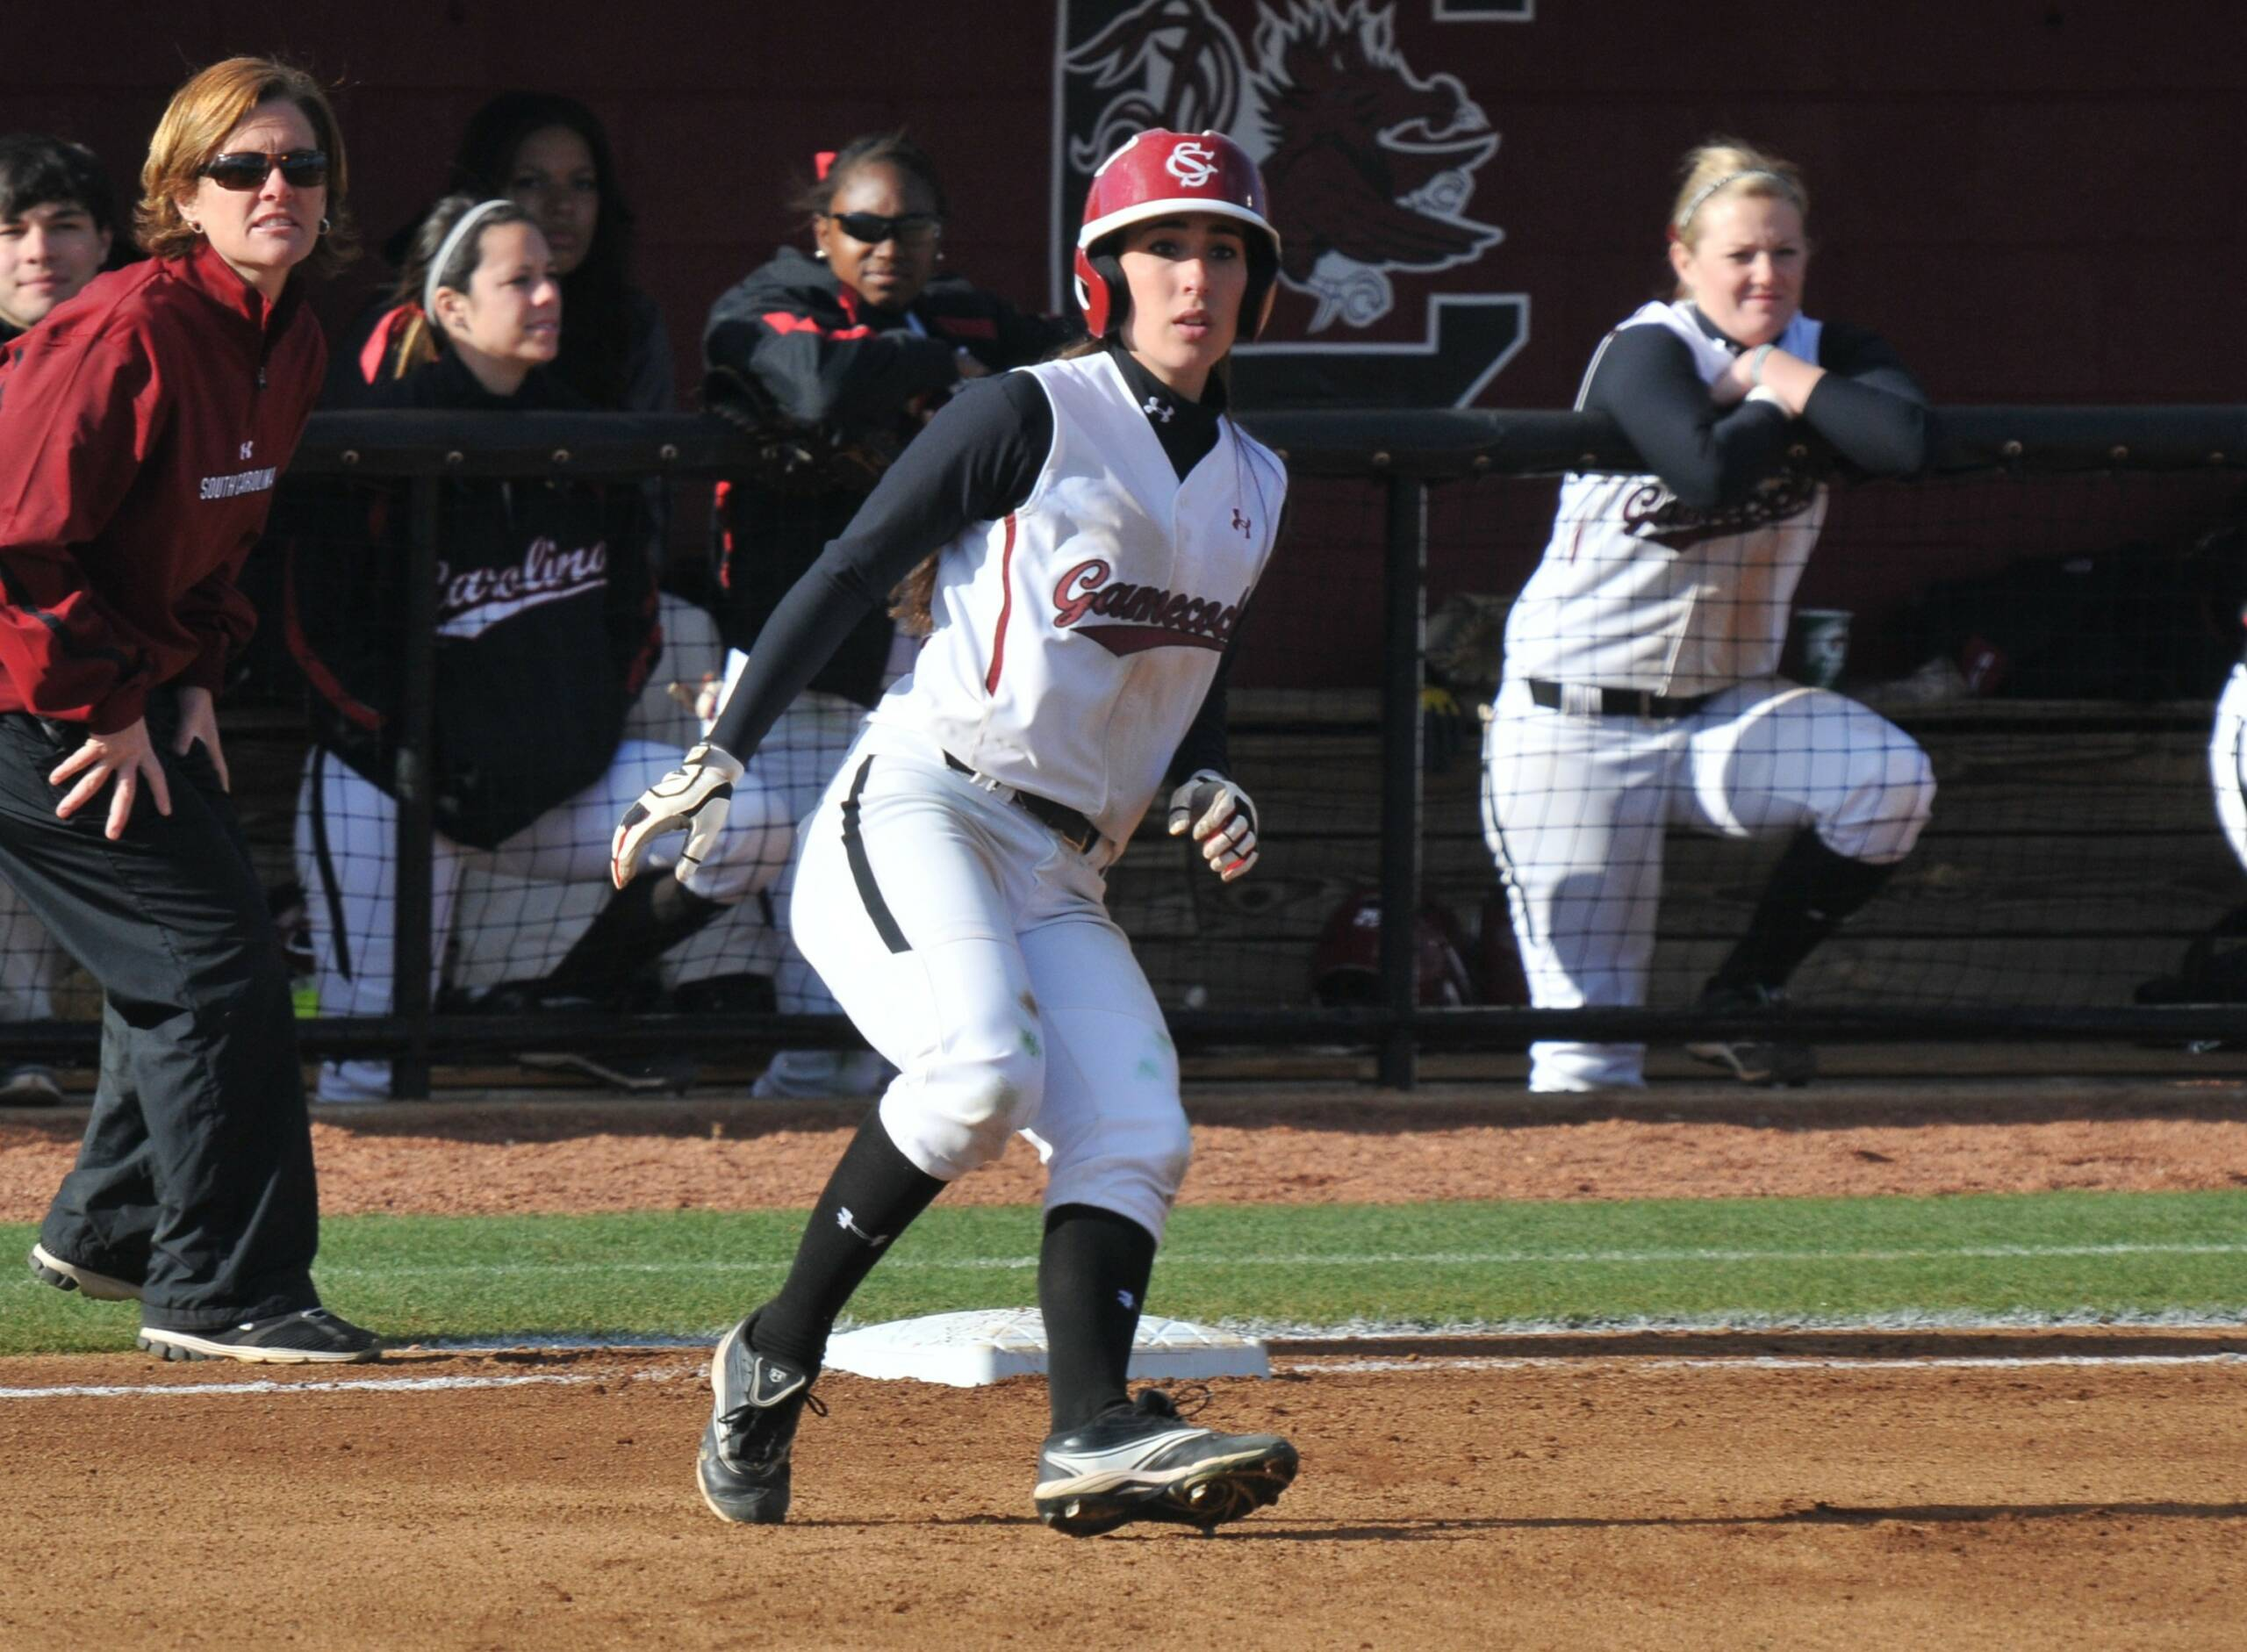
[{"xmin": 1057, "ymin": 0, "xmax": 1532, "ymax": 406}]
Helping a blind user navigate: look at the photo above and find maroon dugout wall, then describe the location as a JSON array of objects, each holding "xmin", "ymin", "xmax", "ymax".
[
  {"xmin": 5, "ymin": 2, "xmax": 2242, "ymax": 682},
  {"xmin": 8, "ymin": 1, "xmax": 2240, "ymax": 407}
]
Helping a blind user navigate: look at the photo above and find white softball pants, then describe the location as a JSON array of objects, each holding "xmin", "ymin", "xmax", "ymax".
[
  {"xmin": 295, "ymin": 739, "xmax": 791, "ymax": 1100},
  {"xmin": 1482, "ymin": 676, "xmax": 1935, "ymax": 1092},
  {"xmin": 2210, "ymin": 664, "xmax": 2247, "ymax": 873},
  {"xmin": 792, "ymin": 732, "xmax": 1190, "ymax": 1241}
]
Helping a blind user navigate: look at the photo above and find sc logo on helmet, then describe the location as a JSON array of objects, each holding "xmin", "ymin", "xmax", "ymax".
[{"xmin": 1165, "ymin": 140, "xmax": 1219, "ymax": 188}]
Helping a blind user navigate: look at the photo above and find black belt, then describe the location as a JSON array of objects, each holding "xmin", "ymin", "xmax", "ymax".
[
  {"xmin": 944, "ymin": 751, "xmax": 1101, "ymax": 853},
  {"xmin": 1527, "ymin": 679, "xmax": 1718, "ymax": 720}
]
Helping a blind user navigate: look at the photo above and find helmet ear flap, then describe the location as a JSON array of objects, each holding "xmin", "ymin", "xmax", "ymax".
[
  {"xmin": 1074, "ymin": 235, "xmax": 1130, "ymax": 337},
  {"xmin": 1091, "ymin": 249, "xmax": 1130, "ymax": 335}
]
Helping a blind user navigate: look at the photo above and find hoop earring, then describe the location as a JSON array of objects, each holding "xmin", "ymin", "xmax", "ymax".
[{"xmin": 319, "ymin": 216, "xmax": 332, "ymax": 235}]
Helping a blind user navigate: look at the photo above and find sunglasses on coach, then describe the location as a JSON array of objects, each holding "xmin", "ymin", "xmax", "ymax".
[
  {"xmin": 825, "ymin": 210, "xmax": 941, "ymax": 246},
  {"xmin": 197, "ymin": 150, "xmax": 330, "ymax": 191}
]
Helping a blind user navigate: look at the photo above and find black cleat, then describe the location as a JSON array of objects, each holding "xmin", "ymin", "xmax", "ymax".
[
  {"xmin": 137, "ymin": 1307, "xmax": 382, "ymax": 1364},
  {"xmin": 29, "ymin": 1243, "xmax": 140, "ymax": 1302},
  {"xmin": 1685, "ymin": 984, "xmax": 1817, "ymax": 1086},
  {"xmin": 698, "ymin": 1313, "xmax": 824, "ymax": 1525},
  {"xmin": 1034, "ymin": 1388, "xmax": 1298, "ymax": 1538}
]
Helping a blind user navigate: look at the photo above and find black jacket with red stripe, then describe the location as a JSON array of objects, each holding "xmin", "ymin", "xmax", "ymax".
[
  {"xmin": 702, "ymin": 245, "xmax": 1073, "ymax": 705},
  {"xmin": 284, "ymin": 351, "xmax": 660, "ymax": 850},
  {"xmin": 0, "ymin": 242, "xmax": 324, "ymax": 732}
]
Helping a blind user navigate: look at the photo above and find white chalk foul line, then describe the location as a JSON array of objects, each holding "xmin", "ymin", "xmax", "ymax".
[
  {"xmin": 303, "ymin": 1240, "xmax": 2247, "ymax": 1278},
  {"xmin": 0, "ymin": 1371, "xmax": 607, "ymax": 1401},
  {"xmin": 6, "ymin": 1350, "xmax": 2243, "ymax": 1402},
  {"xmin": 1293, "ymin": 1353, "xmax": 2247, "ymax": 1375}
]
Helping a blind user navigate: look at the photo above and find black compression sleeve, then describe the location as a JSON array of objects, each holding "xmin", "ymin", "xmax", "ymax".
[
  {"xmin": 1582, "ymin": 325, "xmax": 1789, "ymax": 511},
  {"xmin": 705, "ymin": 371, "xmax": 1052, "ymax": 759},
  {"xmin": 1802, "ymin": 322, "xmax": 1931, "ymax": 476},
  {"xmin": 1167, "ymin": 601, "xmax": 1249, "ymax": 784}
]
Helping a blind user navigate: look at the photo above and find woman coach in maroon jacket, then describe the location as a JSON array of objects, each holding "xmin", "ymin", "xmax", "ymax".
[{"xmin": 0, "ymin": 57, "xmax": 380, "ymax": 1363}]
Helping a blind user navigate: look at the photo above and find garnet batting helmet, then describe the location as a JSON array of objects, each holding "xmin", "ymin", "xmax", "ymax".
[
  {"xmin": 1073, "ymin": 129, "xmax": 1281, "ymax": 341},
  {"xmin": 1310, "ymin": 892, "xmax": 1478, "ymax": 1009}
]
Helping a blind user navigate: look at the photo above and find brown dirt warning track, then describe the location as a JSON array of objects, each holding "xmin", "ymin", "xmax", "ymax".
[{"xmin": 3, "ymin": 1074, "xmax": 2245, "ymax": 1648}]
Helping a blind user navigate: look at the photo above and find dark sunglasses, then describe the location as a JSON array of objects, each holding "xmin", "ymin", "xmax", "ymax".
[
  {"xmin": 827, "ymin": 210, "xmax": 940, "ymax": 246},
  {"xmin": 198, "ymin": 150, "xmax": 329, "ymax": 191}
]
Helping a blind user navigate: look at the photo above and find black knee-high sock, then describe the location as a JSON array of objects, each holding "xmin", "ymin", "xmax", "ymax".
[
  {"xmin": 1039, "ymin": 1203, "xmax": 1159, "ymax": 1434},
  {"xmin": 1711, "ymin": 830, "xmax": 1898, "ymax": 994},
  {"xmin": 750, "ymin": 1110, "xmax": 944, "ymax": 1373}
]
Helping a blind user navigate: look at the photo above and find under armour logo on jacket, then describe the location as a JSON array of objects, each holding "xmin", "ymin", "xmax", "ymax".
[
  {"xmin": 1142, "ymin": 396, "xmax": 1173, "ymax": 423},
  {"xmin": 239, "ymin": 440, "xmax": 255, "ymax": 461},
  {"xmin": 836, "ymin": 1207, "xmax": 890, "ymax": 1247},
  {"xmin": 1231, "ymin": 507, "xmax": 1252, "ymax": 538}
]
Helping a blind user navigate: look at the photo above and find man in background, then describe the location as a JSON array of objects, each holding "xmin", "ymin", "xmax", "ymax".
[{"xmin": 0, "ymin": 133, "xmax": 121, "ymax": 1103}]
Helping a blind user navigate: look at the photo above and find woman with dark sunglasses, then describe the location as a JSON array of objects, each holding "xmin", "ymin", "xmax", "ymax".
[
  {"xmin": 0, "ymin": 57, "xmax": 380, "ymax": 1363},
  {"xmin": 699, "ymin": 131, "xmax": 1074, "ymax": 1098}
]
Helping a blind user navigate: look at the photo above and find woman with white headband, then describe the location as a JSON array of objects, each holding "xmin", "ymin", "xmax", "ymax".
[
  {"xmin": 1483, "ymin": 136, "xmax": 1936, "ymax": 1094},
  {"xmin": 285, "ymin": 193, "xmax": 790, "ymax": 1102}
]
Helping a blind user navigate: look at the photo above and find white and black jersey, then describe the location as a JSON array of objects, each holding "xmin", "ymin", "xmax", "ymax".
[
  {"xmin": 1504, "ymin": 300, "xmax": 1928, "ymax": 694},
  {"xmin": 707, "ymin": 341, "xmax": 1284, "ymax": 850}
]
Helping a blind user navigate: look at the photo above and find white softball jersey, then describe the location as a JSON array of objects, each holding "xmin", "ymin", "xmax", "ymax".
[
  {"xmin": 1504, "ymin": 301, "xmax": 1828, "ymax": 695},
  {"xmin": 862, "ymin": 349, "xmax": 1286, "ymax": 850}
]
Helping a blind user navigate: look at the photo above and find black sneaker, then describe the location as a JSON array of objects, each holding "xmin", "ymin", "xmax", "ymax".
[
  {"xmin": 28, "ymin": 1242, "xmax": 140, "ymax": 1301},
  {"xmin": 1685, "ymin": 983, "xmax": 1817, "ymax": 1086},
  {"xmin": 1034, "ymin": 1388, "xmax": 1299, "ymax": 1537},
  {"xmin": 698, "ymin": 1313, "xmax": 824, "ymax": 1525},
  {"xmin": 137, "ymin": 1308, "xmax": 383, "ymax": 1364}
]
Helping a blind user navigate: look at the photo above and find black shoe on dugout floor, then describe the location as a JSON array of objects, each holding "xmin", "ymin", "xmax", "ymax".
[{"xmin": 1684, "ymin": 983, "xmax": 1818, "ymax": 1086}]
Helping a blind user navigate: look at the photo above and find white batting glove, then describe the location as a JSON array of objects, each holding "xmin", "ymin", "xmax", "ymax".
[
  {"xmin": 612, "ymin": 742, "xmax": 746, "ymax": 890},
  {"xmin": 1167, "ymin": 769, "xmax": 1260, "ymax": 882}
]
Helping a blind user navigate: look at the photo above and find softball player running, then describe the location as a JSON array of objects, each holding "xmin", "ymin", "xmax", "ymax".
[
  {"xmin": 615, "ymin": 128, "xmax": 1297, "ymax": 1535},
  {"xmin": 1485, "ymin": 138, "xmax": 1936, "ymax": 1094}
]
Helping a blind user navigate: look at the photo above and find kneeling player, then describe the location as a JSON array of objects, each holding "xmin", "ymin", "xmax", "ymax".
[{"xmin": 1484, "ymin": 137, "xmax": 1936, "ymax": 1092}]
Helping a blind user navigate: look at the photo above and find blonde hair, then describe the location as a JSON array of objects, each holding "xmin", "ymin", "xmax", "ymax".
[
  {"xmin": 137, "ymin": 56, "xmax": 355, "ymax": 272},
  {"xmin": 1668, "ymin": 137, "xmax": 1807, "ymax": 249}
]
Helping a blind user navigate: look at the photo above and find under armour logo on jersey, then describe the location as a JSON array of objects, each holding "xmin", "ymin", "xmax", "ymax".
[
  {"xmin": 1231, "ymin": 507, "xmax": 1252, "ymax": 538},
  {"xmin": 1142, "ymin": 395, "xmax": 1174, "ymax": 423},
  {"xmin": 836, "ymin": 1207, "xmax": 890, "ymax": 1247},
  {"xmin": 239, "ymin": 440, "xmax": 255, "ymax": 461},
  {"xmin": 1165, "ymin": 140, "xmax": 1219, "ymax": 189},
  {"xmin": 1116, "ymin": 1289, "xmax": 1138, "ymax": 1311}
]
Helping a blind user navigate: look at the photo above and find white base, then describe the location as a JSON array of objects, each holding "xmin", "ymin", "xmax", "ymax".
[{"xmin": 822, "ymin": 1309, "xmax": 1270, "ymax": 1388}]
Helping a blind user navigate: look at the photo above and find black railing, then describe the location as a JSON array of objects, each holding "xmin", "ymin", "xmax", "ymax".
[{"xmin": 11, "ymin": 404, "xmax": 2247, "ymax": 1091}]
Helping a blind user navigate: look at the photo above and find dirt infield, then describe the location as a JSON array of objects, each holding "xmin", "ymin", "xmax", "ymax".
[
  {"xmin": 7, "ymin": 1074, "xmax": 2247, "ymax": 1217},
  {"xmin": 4, "ymin": 1076, "xmax": 2247, "ymax": 1648},
  {"xmin": 4, "ymin": 1341, "xmax": 2243, "ymax": 1649}
]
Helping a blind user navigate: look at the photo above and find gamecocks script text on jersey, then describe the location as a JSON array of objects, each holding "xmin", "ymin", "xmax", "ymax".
[{"xmin": 1051, "ymin": 558, "xmax": 1246, "ymax": 655}]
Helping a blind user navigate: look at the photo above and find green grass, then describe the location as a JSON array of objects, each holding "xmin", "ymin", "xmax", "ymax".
[{"xmin": 5, "ymin": 1189, "xmax": 2246, "ymax": 1354}]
